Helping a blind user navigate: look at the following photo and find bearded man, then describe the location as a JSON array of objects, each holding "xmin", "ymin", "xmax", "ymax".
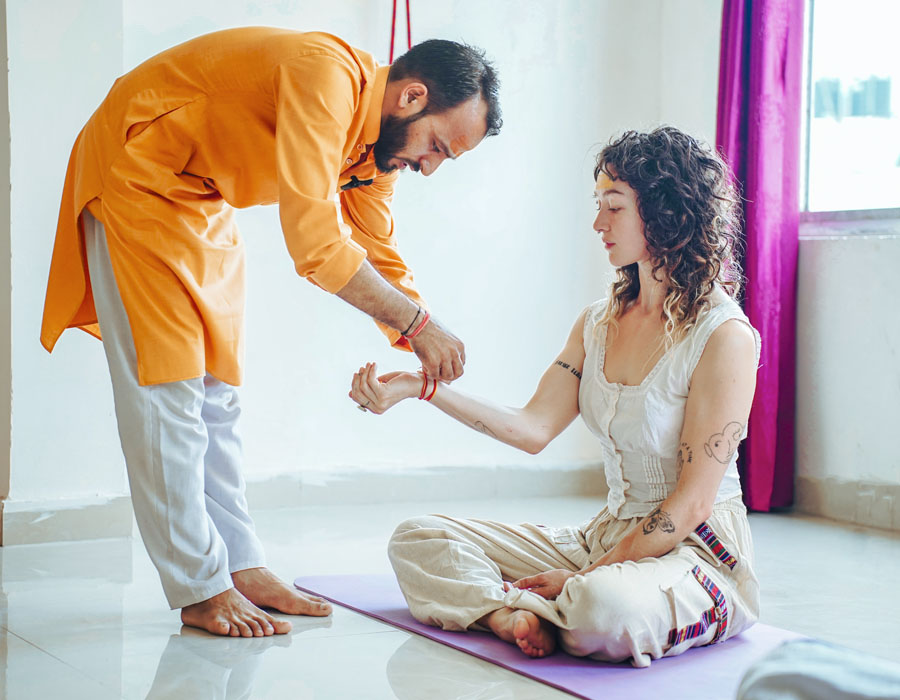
[{"xmin": 40, "ymin": 27, "xmax": 501, "ymax": 637}]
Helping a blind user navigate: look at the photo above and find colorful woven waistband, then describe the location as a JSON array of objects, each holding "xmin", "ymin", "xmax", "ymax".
[{"xmin": 694, "ymin": 522, "xmax": 737, "ymax": 570}]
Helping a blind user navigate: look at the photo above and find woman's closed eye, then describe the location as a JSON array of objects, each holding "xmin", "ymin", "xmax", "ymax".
[{"xmin": 593, "ymin": 199, "xmax": 621, "ymax": 213}]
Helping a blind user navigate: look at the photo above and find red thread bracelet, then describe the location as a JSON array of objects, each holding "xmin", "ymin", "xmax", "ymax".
[
  {"xmin": 406, "ymin": 311, "xmax": 430, "ymax": 339},
  {"xmin": 418, "ymin": 374, "xmax": 429, "ymax": 400},
  {"xmin": 425, "ymin": 379, "xmax": 438, "ymax": 402}
]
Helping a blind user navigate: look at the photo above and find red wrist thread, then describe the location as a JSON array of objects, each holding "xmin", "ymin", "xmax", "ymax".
[
  {"xmin": 425, "ymin": 379, "xmax": 438, "ymax": 402},
  {"xmin": 406, "ymin": 311, "xmax": 430, "ymax": 339},
  {"xmin": 418, "ymin": 374, "xmax": 429, "ymax": 400}
]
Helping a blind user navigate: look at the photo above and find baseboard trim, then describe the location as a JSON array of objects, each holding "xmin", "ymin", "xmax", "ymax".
[
  {"xmin": 0, "ymin": 494, "xmax": 134, "ymax": 545},
  {"xmin": 245, "ymin": 462, "xmax": 608, "ymax": 509},
  {"xmin": 0, "ymin": 464, "xmax": 608, "ymax": 545},
  {"xmin": 795, "ymin": 476, "xmax": 900, "ymax": 531},
  {"xmin": 6, "ymin": 472, "xmax": 896, "ymax": 543}
]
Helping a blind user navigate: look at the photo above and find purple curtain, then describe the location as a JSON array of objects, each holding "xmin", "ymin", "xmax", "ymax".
[{"xmin": 716, "ymin": 0, "xmax": 804, "ymax": 511}]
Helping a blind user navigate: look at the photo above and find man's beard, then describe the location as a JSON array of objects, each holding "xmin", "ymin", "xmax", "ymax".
[{"xmin": 373, "ymin": 112, "xmax": 425, "ymax": 173}]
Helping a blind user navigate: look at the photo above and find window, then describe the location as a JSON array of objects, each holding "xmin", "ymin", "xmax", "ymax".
[{"xmin": 801, "ymin": 0, "xmax": 900, "ymax": 213}]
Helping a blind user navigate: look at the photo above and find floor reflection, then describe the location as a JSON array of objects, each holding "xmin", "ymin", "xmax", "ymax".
[
  {"xmin": 146, "ymin": 613, "xmax": 335, "ymax": 699},
  {"xmin": 0, "ymin": 537, "xmax": 133, "ymax": 698},
  {"xmin": 145, "ymin": 628, "xmax": 288, "ymax": 699},
  {"xmin": 386, "ymin": 635, "xmax": 568, "ymax": 700}
]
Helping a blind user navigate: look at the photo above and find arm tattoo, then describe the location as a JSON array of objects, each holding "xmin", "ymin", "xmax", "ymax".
[
  {"xmin": 704, "ymin": 422, "xmax": 744, "ymax": 464},
  {"xmin": 676, "ymin": 442, "xmax": 693, "ymax": 474},
  {"xmin": 554, "ymin": 360, "xmax": 582, "ymax": 380},
  {"xmin": 474, "ymin": 421, "xmax": 497, "ymax": 438},
  {"xmin": 642, "ymin": 506, "xmax": 676, "ymax": 535}
]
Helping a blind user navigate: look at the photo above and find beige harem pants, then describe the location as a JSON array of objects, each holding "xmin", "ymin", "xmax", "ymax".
[{"xmin": 388, "ymin": 496, "xmax": 759, "ymax": 668}]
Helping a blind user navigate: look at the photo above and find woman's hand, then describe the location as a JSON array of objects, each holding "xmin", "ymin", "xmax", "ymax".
[
  {"xmin": 510, "ymin": 569, "xmax": 575, "ymax": 600},
  {"xmin": 349, "ymin": 363, "xmax": 422, "ymax": 414}
]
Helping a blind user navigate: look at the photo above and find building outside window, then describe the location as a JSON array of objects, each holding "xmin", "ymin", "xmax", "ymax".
[{"xmin": 802, "ymin": 0, "xmax": 900, "ymax": 214}]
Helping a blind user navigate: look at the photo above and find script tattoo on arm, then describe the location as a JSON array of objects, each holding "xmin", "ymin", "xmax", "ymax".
[
  {"xmin": 642, "ymin": 506, "xmax": 676, "ymax": 535},
  {"xmin": 676, "ymin": 442, "xmax": 693, "ymax": 474},
  {"xmin": 704, "ymin": 421, "xmax": 744, "ymax": 465},
  {"xmin": 554, "ymin": 360, "xmax": 582, "ymax": 380},
  {"xmin": 474, "ymin": 421, "xmax": 497, "ymax": 438}
]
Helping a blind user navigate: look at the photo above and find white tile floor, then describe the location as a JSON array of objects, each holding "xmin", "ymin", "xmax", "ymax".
[{"xmin": 1, "ymin": 497, "xmax": 899, "ymax": 699}]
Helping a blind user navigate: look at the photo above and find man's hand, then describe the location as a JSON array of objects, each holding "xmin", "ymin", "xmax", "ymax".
[
  {"xmin": 408, "ymin": 316, "xmax": 465, "ymax": 382},
  {"xmin": 335, "ymin": 262, "xmax": 465, "ymax": 382},
  {"xmin": 510, "ymin": 569, "xmax": 575, "ymax": 600}
]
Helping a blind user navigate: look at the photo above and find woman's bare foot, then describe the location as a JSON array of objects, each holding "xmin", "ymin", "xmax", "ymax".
[
  {"xmin": 232, "ymin": 567, "xmax": 332, "ymax": 617},
  {"xmin": 481, "ymin": 607, "xmax": 557, "ymax": 658},
  {"xmin": 181, "ymin": 588, "xmax": 292, "ymax": 637}
]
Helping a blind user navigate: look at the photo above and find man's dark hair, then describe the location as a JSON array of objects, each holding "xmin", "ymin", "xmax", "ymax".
[{"xmin": 389, "ymin": 39, "xmax": 502, "ymax": 137}]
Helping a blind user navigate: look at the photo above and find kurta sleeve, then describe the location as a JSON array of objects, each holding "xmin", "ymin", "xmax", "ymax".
[
  {"xmin": 340, "ymin": 172, "xmax": 427, "ymax": 350},
  {"xmin": 274, "ymin": 55, "xmax": 367, "ymax": 293}
]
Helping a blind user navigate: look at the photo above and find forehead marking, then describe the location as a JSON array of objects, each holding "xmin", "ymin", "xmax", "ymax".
[
  {"xmin": 449, "ymin": 135, "xmax": 475, "ymax": 157},
  {"xmin": 595, "ymin": 172, "xmax": 616, "ymax": 192}
]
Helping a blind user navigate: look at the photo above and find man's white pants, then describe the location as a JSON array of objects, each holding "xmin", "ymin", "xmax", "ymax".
[{"xmin": 84, "ymin": 210, "xmax": 265, "ymax": 609}]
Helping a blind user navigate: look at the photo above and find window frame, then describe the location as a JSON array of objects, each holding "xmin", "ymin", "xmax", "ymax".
[{"xmin": 800, "ymin": 208, "xmax": 900, "ymax": 224}]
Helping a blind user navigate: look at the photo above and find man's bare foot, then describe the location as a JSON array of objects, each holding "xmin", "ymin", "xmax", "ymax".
[
  {"xmin": 481, "ymin": 607, "xmax": 557, "ymax": 658},
  {"xmin": 181, "ymin": 588, "xmax": 292, "ymax": 637},
  {"xmin": 232, "ymin": 567, "xmax": 332, "ymax": 617}
]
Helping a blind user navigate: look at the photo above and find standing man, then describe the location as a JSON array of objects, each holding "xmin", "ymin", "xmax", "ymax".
[{"xmin": 40, "ymin": 27, "xmax": 502, "ymax": 637}]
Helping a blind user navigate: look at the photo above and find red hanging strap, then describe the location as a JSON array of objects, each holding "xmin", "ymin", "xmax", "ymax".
[
  {"xmin": 388, "ymin": 0, "xmax": 412, "ymax": 63},
  {"xmin": 406, "ymin": 0, "xmax": 412, "ymax": 51},
  {"xmin": 389, "ymin": 0, "xmax": 397, "ymax": 63}
]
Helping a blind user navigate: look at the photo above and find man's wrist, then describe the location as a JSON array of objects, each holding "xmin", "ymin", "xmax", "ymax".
[
  {"xmin": 403, "ymin": 309, "xmax": 430, "ymax": 339},
  {"xmin": 400, "ymin": 305, "xmax": 422, "ymax": 336}
]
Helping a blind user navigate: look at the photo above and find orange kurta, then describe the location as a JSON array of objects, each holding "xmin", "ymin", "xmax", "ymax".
[{"xmin": 41, "ymin": 27, "xmax": 424, "ymax": 386}]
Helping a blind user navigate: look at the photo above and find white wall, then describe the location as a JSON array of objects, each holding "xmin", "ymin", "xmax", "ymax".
[
  {"xmin": 796, "ymin": 219, "xmax": 900, "ymax": 529},
  {"xmin": 659, "ymin": 2, "xmax": 724, "ymax": 144},
  {"xmin": 7, "ymin": 0, "xmax": 127, "ymax": 508},
  {"xmin": 0, "ymin": 0, "xmax": 10, "ymax": 507},
  {"xmin": 3, "ymin": 0, "xmax": 725, "ymax": 534}
]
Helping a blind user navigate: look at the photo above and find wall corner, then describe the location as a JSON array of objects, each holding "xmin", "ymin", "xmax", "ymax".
[{"xmin": 0, "ymin": 0, "xmax": 13, "ymax": 545}]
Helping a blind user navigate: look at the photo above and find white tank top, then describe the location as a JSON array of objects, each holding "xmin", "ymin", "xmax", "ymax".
[{"xmin": 578, "ymin": 295, "xmax": 761, "ymax": 519}]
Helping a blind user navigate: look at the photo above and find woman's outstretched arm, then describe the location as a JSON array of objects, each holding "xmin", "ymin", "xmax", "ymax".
[
  {"xmin": 349, "ymin": 308, "xmax": 588, "ymax": 454},
  {"xmin": 513, "ymin": 318, "xmax": 759, "ymax": 599}
]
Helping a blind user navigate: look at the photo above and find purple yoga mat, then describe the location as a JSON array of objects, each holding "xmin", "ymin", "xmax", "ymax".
[{"xmin": 294, "ymin": 574, "xmax": 804, "ymax": 700}]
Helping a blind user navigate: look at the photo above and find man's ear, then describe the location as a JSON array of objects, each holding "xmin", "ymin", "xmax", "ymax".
[{"xmin": 399, "ymin": 81, "xmax": 429, "ymax": 116}]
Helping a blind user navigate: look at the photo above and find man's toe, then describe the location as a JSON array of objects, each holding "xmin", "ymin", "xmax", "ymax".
[{"xmin": 273, "ymin": 617, "xmax": 292, "ymax": 634}]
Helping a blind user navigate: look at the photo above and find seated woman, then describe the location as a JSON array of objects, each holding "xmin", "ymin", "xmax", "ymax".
[{"xmin": 349, "ymin": 126, "xmax": 760, "ymax": 668}]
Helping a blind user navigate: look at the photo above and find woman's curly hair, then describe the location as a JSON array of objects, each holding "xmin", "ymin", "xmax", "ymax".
[{"xmin": 594, "ymin": 126, "xmax": 744, "ymax": 346}]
